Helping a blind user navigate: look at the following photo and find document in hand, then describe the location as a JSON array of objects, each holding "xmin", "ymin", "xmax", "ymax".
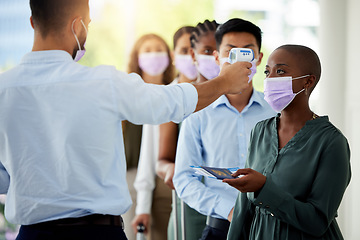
[{"xmin": 191, "ymin": 166, "xmax": 239, "ymax": 180}]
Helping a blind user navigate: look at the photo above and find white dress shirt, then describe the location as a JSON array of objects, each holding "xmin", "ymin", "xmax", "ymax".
[{"xmin": 0, "ymin": 50, "xmax": 197, "ymax": 225}]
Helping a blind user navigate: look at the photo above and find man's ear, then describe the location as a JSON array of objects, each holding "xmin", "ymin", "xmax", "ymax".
[
  {"xmin": 256, "ymin": 52, "xmax": 264, "ymax": 66},
  {"xmin": 30, "ymin": 16, "xmax": 34, "ymax": 29},
  {"xmin": 214, "ymin": 50, "xmax": 220, "ymax": 66},
  {"xmin": 72, "ymin": 17, "xmax": 83, "ymax": 36}
]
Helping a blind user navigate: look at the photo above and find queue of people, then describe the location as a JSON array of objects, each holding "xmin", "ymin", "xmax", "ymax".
[{"xmin": 0, "ymin": 1, "xmax": 351, "ymax": 240}]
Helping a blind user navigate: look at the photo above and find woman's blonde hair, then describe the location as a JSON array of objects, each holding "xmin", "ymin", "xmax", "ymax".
[{"xmin": 127, "ymin": 34, "xmax": 174, "ymax": 85}]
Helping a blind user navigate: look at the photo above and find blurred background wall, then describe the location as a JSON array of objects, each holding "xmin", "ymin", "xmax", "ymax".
[{"xmin": 0, "ymin": 0, "xmax": 359, "ymax": 239}]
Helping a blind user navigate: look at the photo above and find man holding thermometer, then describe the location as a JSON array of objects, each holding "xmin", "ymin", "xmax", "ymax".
[{"xmin": 173, "ymin": 18, "xmax": 276, "ymax": 240}]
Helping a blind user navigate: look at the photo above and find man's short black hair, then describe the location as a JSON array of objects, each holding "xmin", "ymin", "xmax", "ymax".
[
  {"xmin": 215, "ymin": 18, "xmax": 262, "ymax": 52},
  {"xmin": 30, "ymin": 0, "xmax": 81, "ymax": 38}
]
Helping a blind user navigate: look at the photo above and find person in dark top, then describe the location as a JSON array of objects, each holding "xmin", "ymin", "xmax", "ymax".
[{"xmin": 224, "ymin": 44, "xmax": 351, "ymax": 240}]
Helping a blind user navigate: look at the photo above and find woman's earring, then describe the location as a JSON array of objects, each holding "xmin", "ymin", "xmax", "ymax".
[{"xmin": 305, "ymin": 88, "xmax": 308, "ymax": 96}]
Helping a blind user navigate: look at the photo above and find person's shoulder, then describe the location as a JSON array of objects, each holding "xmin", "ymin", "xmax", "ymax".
[
  {"xmin": 0, "ymin": 64, "xmax": 22, "ymax": 77},
  {"xmin": 201, "ymin": 95, "xmax": 227, "ymax": 114},
  {"xmin": 182, "ymin": 108, "xmax": 202, "ymax": 125},
  {"xmin": 253, "ymin": 115, "xmax": 277, "ymax": 131},
  {"xmin": 310, "ymin": 117, "xmax": 350, "ymax": 163},
  {"xmin": 187, "ymin": 96, "xmax": 221, "ymax": 122},
  {"xmin": 85, "ymin": 65, "xmax": 143, "ymax": 83},
  {"xmin": 314, "ymin": 116, "xmax": 348, "ymax": 144},
  {"xmin": 180, "ymin": 102, "xmax": 214, "ymax": 131},
  {"xmin": 86, "ymin": 64, "xmax": 118, "ymax": 77},
  {"xmin": 0, "ymin": 65, "xmax": 25, "ymax": 88},
  {"xmin": 186, "ymin": 96, "xmax": 220, "ymax": 119},
  {"xmin": 0, "ymin": 67, "xmax": 15, "ymax": 80}
]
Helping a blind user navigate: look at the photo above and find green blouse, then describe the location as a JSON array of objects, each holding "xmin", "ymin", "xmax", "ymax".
[{"xmin": 227, "ymin": 115, "xmax": 351, "ymax": 240}]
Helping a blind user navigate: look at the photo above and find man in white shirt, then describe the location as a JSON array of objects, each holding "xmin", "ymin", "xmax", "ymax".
[{"xmin": 0, "ymin": 0, "xmax": 253, "ymax": 239}]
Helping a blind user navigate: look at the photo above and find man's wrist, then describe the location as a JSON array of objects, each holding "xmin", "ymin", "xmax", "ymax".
[{"xmin": 211, "ymin": 75, "xmax": 228, "ymax": 95}]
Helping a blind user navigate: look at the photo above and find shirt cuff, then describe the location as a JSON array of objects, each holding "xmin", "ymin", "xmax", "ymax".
[
  {"xmin": 248, "ymin": 175, "xmax": 287, "ymax": 217},
  {"xmin": 178, "ymin": 83, "xmax": 198, "ymax": 119},
  {"xmin": 214, "ymin": 196, "xmax": 236, "ymax": 220},
  {"xmin": 135, "ymin": 190, "xmax": 153, "ymax": 215}
]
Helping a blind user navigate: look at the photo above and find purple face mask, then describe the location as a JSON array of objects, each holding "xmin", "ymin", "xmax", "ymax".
[
  {"xmin": 248, "ymin": 60, "xmax": 257, "ymax": 82},
  {"xmin": 138, "ymin": 52, "xmax": 169, "ymax": 76},
  {"xmin": 72, "ymin": 19, "xmax": 88, "ymax": 62},
  {"xmin": 196, "ymin": 54, "xmax": 220, "ymax": 80},
  {"xmin": 264, "ymin": 75, "xmax": 309, "ymax": 112},
  {"xmin": 175, "ymin": 54, "xmax": 198, "ymax": 80}
]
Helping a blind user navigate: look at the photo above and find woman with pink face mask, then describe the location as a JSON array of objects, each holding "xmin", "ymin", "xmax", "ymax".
[
  {"xmin": 171, "ymin": 26, "xmax": 197, "ymax": 83},
  {"xmin": 190, "ymin": 20, "xmax": 220, "ymax": 83},
  {"xmin": 156, "ymin": 21, "xmax": 219, "ymax": 240},
  {"xmin": 156, "ymin": 21, "xmax": 220, "ymax": 192},
  {"xmin": 224, "ymin": 45, "xmax": 351, "ymax": 240},
  {"xmin": 122, "ymin": 34, "xmax": 174, "ymax": 240}
]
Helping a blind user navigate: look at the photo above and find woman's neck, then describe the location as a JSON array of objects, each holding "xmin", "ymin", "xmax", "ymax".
[
  {"xmin": 280, "ymin": 101, "xmax": 313, "ymax": 128},
  {"xmin": 142, "ymin": 72, "xmax": 164, "ymax": 85},
  {"xmin": 277, "ymin": 100, "xmax": 313, "ymax": 149}
]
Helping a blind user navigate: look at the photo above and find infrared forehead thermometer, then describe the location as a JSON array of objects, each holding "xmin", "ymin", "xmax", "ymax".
[{"xmin": 229, "ymin": 48, "xmax": 254, "ymax": 63}]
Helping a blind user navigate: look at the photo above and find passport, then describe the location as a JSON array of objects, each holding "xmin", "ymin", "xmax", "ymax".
[
  {"xmin": 191, "ymin": 166, "xmax": 238, "ymax": 180},
  {"xmin": 201, "ymin": 166, "xmax": 236, "ymax": 179}
]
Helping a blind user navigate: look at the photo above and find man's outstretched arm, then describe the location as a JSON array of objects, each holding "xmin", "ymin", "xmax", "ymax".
[{"xmin": 194, "ymin": 61, "xmax": 252, "ymax": 112}]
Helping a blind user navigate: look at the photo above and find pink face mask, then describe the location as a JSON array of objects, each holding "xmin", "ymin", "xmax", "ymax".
[
  {"xmin": 196, "ymin": 54, "xmax": 220, "ymax": 80},
  {"xmin": 248, "ymin": 60, "xmax": 257, "ymax": 82},
  {"xmin": 174, "ymin": 54, "xmax": 198, "ymax": 80},
  {"xmin": 138, "ymin": 52, "xmax": 169, "ymax": 76},
  {"xmin": 264, "ymin": 75, "xmax": 309, "ymax": 112}
]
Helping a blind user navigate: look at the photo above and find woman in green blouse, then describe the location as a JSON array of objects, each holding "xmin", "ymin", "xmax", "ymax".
[{"xmin": 224, "ymin": 44, "xmax": 351, "ymax": 240}]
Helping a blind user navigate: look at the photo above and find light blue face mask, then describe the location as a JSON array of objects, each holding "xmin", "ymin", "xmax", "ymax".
[{"xmin": 71, "ymin": 19, "xmax": 88, "ymax": 62}]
